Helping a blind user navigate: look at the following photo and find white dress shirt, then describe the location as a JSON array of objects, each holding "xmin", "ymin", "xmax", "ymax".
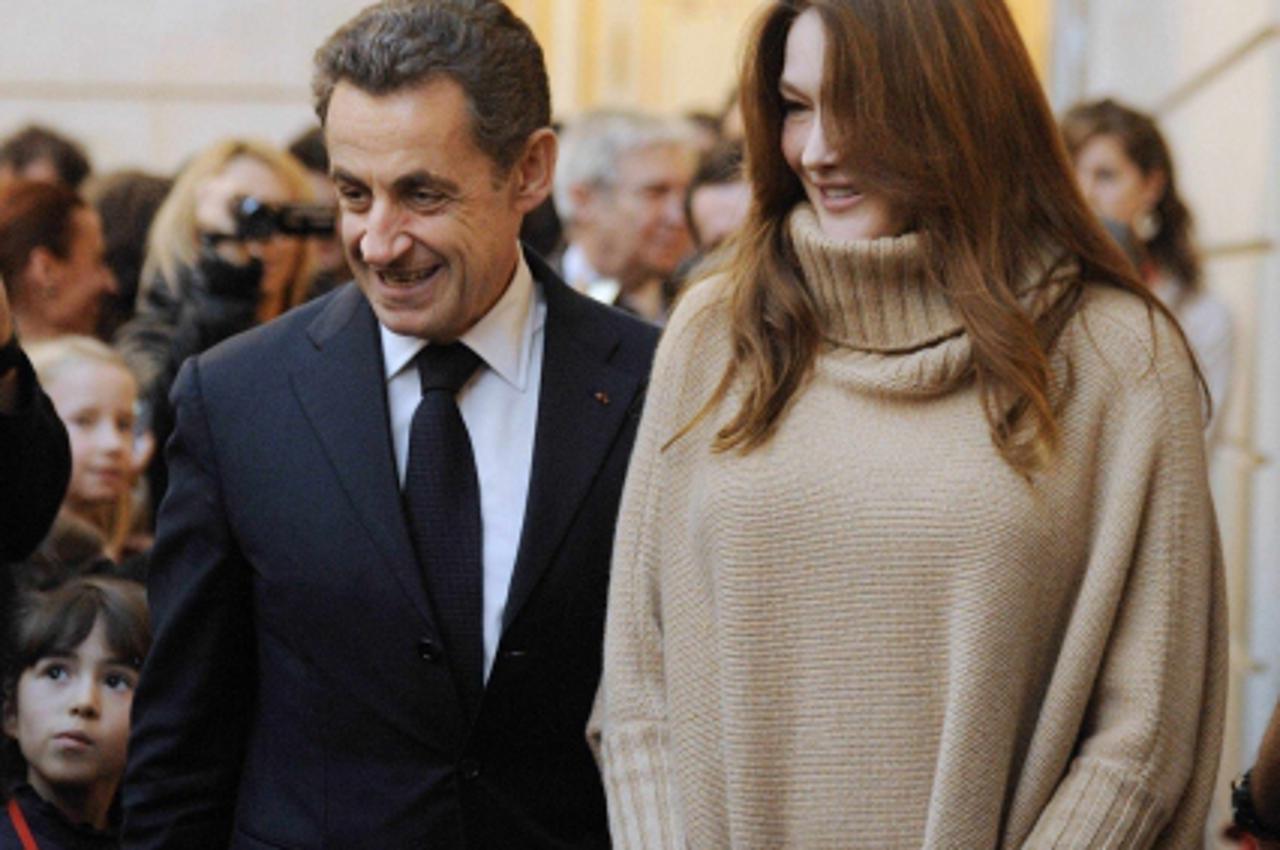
[
  {"xmin": 381, "ymin": 250, "xmax": 545, "ymax": 680},
  {"xmin": 562, "ymin": 242, "xmax": 622, "ymax": 306}
]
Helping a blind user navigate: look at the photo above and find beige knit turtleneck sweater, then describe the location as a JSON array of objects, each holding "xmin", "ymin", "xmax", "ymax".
[{"xmin": 593, "ymin": 206, "xmax": 1226, "ymax": 849}]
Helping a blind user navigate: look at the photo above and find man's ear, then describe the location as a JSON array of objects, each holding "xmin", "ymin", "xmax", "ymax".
[
  {"xmin": 25, "ymin": 247, "xmax": 60, "ymax": 297},
  {"xmin": 510, "ymin": 128, "xmax": 558, "ymax": 215}
]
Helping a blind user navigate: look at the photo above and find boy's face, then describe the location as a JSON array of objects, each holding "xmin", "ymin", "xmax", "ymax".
[{"xmin": 3, "ymin": 618, "xmax": 138, "ymax": 803}]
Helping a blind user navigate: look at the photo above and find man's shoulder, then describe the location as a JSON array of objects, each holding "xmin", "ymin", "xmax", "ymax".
[
  {"xmin": 531, "ymin": 251, "xmax": 660, "ymax": 376},
  {"xmin": 198, "ymin": 284, "xmax": 357, "ymax": 374}
]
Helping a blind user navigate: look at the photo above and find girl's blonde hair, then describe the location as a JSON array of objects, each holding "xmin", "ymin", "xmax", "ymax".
[
  {"xmin": 142, "ymin": 138, "xmax": 316, "ymax": 310},
  {"xmin": 28, "ymin": 336, "xmax": 139, "ymax": 558}
]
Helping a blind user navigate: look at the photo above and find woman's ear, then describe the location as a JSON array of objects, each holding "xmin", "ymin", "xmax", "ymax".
[
  {"xmin": 1139, "ymin": 168, "xmax": 1168, "ymax": 214},
  {"xmin": 511, "ymin": 128, "xmax": 558, "ymax": 216}
]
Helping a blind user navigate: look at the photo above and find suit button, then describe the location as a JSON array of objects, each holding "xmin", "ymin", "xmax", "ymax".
[
  {"xmin": 459, "ymin": 758, "xmax": 481, "ymax": 781},
  {"xmin": 417, "ymin": 638, "xmax": 441, "ymax": 662}
]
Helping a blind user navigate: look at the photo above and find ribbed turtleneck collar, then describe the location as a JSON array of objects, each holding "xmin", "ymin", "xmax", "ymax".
[
  {"xmin": 789, "ymin": 204, "xmax": 959, "ymax": 352},
  {"xmin": 786, "ymin": 203, "xmax": 1077, "ymax": 398}
]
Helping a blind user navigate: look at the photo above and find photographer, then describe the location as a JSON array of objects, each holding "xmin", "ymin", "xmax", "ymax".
[{"xmin": 115, "ymin": 139, "xmax": 319, "ymax": 513}]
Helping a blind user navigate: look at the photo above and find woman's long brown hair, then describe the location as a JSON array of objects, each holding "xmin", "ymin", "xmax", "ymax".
[{"xmin": 694, "ymin": 0, "xmax": 1181, "ymax": 474}]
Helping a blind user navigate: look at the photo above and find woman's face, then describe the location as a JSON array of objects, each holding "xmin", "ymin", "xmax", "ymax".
[
  {"xmin": 213, "ymin": 155, "xmax": 306, "ymax": 310},
  {"xmin": 779, "ymin": 9, "xmax": 907, "ymax": 241},
  {"xmin": 45, "ymin": 359, "xmax": 138, "ymax": 512},
  {"xmin": 1073, "ymin": 134, "xmax": 1164, "ymax": 231},
  {"xmin": 41, "ymin": 208, "xmax": 116, "ymax": 336}
]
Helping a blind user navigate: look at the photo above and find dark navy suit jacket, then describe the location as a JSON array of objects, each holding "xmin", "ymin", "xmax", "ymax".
[{"xmin": 122, "ymin": 251, "xmax": 659, "ymax": 849}]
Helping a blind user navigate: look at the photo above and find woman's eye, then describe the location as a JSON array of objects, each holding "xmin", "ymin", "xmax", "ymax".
[{"xmin": 781, "ymin": 98, "xmax": 809, "ymax": 116}]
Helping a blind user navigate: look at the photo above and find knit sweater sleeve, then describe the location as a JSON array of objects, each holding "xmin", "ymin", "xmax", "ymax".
[
  {"xmin": 1022, "ymin": 300, "xmax": 1227, "ymax": 849},
  {"xmin": 591, "ymin": 278, "xmax": 728, "ymax": 850}
]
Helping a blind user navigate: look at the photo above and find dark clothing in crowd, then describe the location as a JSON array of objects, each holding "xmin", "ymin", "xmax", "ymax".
[
  {"xmin": 1, "ymin": 347, "xmax": 71, "ymax": 563},
  {"xmin": 123, "ymin": 251, "xmax": 658, "ymax": 849},
  {"xmin": 114, "ymin": 253, "xmax": 264, "ymax": 516},
  {"xmin": 0, "ymin": 786, "xmax": 116, "ymax": 850}
]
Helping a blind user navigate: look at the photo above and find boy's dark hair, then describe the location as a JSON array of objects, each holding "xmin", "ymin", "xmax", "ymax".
[
  {"xmin": 312, "ymin": 0, "xmax": 551, "ymax": 172},
  {"xmin": 4, "ymin": 575, "xmax": 150, "ymax": 695},
  {"xmin": 0, "ymin": 125, "xmax": 92, "ymax": 190}
]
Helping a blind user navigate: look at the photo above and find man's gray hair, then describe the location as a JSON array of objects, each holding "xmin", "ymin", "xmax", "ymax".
[
  {"xmin": 312, "ymin": 0, "xmax": 550, "ymax": 172},
  {"xmin": 553, "ymin": 110, "xmax": 699, "ymax": 223}
]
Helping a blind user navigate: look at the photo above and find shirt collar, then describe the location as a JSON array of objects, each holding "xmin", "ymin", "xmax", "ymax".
[
  {"xmin": 380, "ymin": 248, "xmax": 540, "ymax": 392},
  {"xmin": 562, "ymin": 242, "xmax": 602, "ymax": 292}
]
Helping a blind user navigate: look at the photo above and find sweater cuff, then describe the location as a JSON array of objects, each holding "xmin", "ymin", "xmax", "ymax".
[
  {"xmin": 1025, "ymin": 759, "xmax": 1167, "ymax": 848},
  {"xmin": 599, "ymin": 723, "xmax": 684, "ymax": 850}
]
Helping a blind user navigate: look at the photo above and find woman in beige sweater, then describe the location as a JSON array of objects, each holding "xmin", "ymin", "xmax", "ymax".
[{"xmin": 593, "ymin": 1, "xmax": 1226, "ymax": 848}]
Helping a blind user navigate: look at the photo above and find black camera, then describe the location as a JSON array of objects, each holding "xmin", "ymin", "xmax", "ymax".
[{"xmin": 233, "ymin": 196, "xmax": 336, "ymax": 240}]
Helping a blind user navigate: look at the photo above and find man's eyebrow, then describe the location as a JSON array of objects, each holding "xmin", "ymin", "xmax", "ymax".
[
  {"xmin": 393, "ymin": 170, "xmax": 460, "ymax": 198},
  {"xmin": 330, "ymin": 167, "xmax": 365, "ymax": 186}
]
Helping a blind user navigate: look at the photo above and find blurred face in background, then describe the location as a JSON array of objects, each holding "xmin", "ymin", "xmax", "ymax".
[
  {"xmin": 1072, "ymin": 133, "xmax": 1165, "ymax": 231},
  {"xmin": 577, "ymin": 142, "xmax": 695, "ymax": 289},
  {"xmin": 45, "ymin": 359, "xmax": 138, "ymax": 513},
  {"xmin": 200, "ymin": 154, "xmax": 306, "ymax": 312},
  {"xmin": 779, "ymin": 9, "xmax": 907, "ymax": 242},
  {"xmin": 37, "ymin": 208, "xmax": 116, "ymax": 337},
  {"xmin": 689, "ymin": 178, "xmax": 751, "ymax": 251}
]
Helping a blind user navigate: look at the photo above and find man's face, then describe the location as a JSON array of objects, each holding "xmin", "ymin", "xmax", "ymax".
[
  {"xmin": 325, "ymin": 78, "xmax": 529, "ymax": 342},
  {"xmin": 580, "ymin": 143, "xmax": 694, "ymax": 289}
]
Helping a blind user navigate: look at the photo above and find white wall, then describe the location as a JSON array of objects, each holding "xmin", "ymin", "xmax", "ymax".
[{"xmin": 0, "ymin": 1, "xmax": 368, "ymax": 175}]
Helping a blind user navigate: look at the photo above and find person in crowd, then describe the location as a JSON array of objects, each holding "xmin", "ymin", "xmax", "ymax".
[
  {"xmin": 122, "ymin": 1, "xmax": 658, "ymax": 848},
  {"xmin": 553, "ymin": 109, "xmax": 697, "ymax": 324},
  {"xmin": 114, "ymin": 138, "xmax": 314, "ymax": 513},
  {"xmin": 1225, "ymin": 695, "xmax": 1280, "ymax": 848},
  {"xmin": 286, "ymin": 126, "xmax": 349, "ymax": 299},
  {"xmin": 85, "ymin": 171, "xmax": 173, "ymax": 341},
  {"xmin": 0, "ymin": 126, "xmax": 91, "ymax": 193},
  {"xmin": 29, "ymin": 337, "xmax": 149, "ymax": 566},
  {"xmin": 683, "ymin": 110, "xmax": 723, "ymax": 154},
  {"xmin": 685, "ymin": 139, "xmax": 750, "ymax": 253},
  {"xmin": 1063, "ymin": 98, "xmax": 1234, "ymax": 437},
  {"xmin": 1, "ymin": 575, "xmax": 149, "ymax": 849},
  {"xmin": 0, "ymin": 280, "xmax": 71, "ymax": 566},
  {"xmin": 0, "ymin": 182, "xmax": 116, "ymax": 345},
  {"xmin": 593, "ymin": 1, "xmax": 1225, "ymax": 847}
]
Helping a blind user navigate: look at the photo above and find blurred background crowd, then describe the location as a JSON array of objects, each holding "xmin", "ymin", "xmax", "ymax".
[{"xmin": 0, "ymin": 0, "xmax": 1276, "ymax": 845}]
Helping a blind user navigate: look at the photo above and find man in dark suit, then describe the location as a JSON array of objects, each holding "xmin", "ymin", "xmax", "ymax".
[{"xmin": 121, "ymin": 2, "xmax": 658, "ymax": 847}]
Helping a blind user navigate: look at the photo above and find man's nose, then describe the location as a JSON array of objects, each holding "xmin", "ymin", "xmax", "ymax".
[
  {"xmin": 661, "ymin": 189, "xmax": 689, "ymax": 229},
  {"xmin": 359, "ymin": 201, "xmax": 413, "ymax": 266}
]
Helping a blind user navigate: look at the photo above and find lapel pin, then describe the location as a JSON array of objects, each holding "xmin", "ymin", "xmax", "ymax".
[{"xmin": 594, "ymin": 391, "xmax": 611, "ymax": 406}]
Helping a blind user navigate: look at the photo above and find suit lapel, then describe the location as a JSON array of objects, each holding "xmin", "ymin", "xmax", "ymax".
[
  {"xmin": 289, "ymin": 286, "xmax": 435, "ymax": 628},
  {"xmin": 503, "ymin": 253, "xmax": 644, "ymax": 630}
]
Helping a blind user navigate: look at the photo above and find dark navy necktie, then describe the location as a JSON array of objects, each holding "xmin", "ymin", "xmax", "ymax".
[{"xmin": 404, "ymin": 342, "xmax": 484, "ymax": 711}]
